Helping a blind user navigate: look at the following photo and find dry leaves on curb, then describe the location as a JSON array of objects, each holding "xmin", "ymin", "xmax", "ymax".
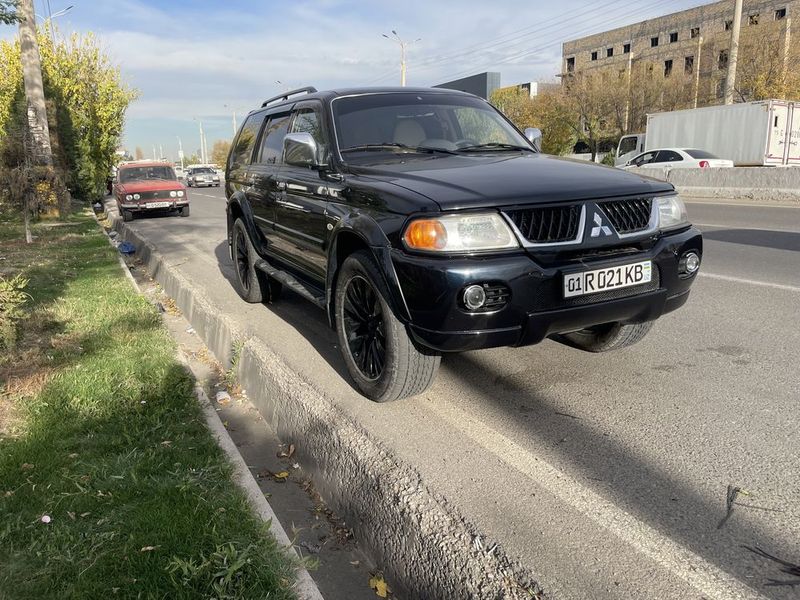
[
  {"xmin": 369, "ymin": 573, "xmax": 390, "ymax": 598},
  {"xmin": 277, "ymin": 443, "xmax": 295, "ymax": 459}
]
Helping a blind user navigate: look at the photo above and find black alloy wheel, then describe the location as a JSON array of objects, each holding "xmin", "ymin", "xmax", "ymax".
[
  {"xmin": 231, "ymin": 219, "xmax": 264, "ymax": 303},
  {"xmin": 342, "ymin": 275, "xmax": 386, "ymax": 380}
]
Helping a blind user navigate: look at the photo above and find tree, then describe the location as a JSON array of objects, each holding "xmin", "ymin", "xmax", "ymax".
[
  {"xmin": 0, "ymin": 0, "xmax": 19, "ymax": 24},
  {"xmin": 735, "ymin": 18, "xmax": 800, "ymax": 102},
  {"xmin": 210, "ymin": 139, "xmax": 230, "ymax": 167},
  {"xmin": 134, "ymin": 146, "xmax": 144, "ymax": 160},
  {"xmin": 0, "ymin": 29, "xmax": 138, "ymax": 202}
]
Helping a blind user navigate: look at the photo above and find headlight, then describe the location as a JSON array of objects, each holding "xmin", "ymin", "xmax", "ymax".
[
  {"xmin": 403, "ymin": 213, "xmax": 519, "ymax": 252},
  {"xmin": 133, "ymin": 194, "xmax": 140, "ymax": 200},
  {"xmin": 125, "ymin": 194, "xmax": 132, "ymax": 201},
  {"xmin": 657, "ymin": 196, "xmax": 688, "ymax": 230},
  {"xmin": 177, "ymin": 190, "xmax": 184, "ymax": 197},
  {"xmin": 170, "ymin": 191, "xmax": 177, "ymax": 197}
]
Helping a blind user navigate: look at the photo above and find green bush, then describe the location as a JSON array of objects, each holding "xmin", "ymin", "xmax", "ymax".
[
  {"xmin": 0, "ymin": 273, "xmax": 30, "ymax": 349},
  {"xmin": 601, "ymin": 152, "xmax": 616, "ymax": 166}
]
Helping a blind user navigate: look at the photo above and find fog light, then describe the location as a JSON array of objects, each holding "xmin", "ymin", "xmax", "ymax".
[
  {"xmin": 463, "ymin": 285, "xmax": 487, "ymax": 310},
  {"xmin": 679, "ymin": 251, "xmax": 701, "ymax": 276}
]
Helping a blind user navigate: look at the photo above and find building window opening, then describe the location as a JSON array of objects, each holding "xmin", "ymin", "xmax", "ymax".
[
  {"xmin": 718, "ymin": 49, "xmax": 729, "ymax": 70},
  {"xmin": 607, "ymin": 47, "xmax": 614, "ymax": 57},
  {"xmin": 623, "ymin": 42, "xmax": 631, "ymax": 53},
  {"xmin": 775, "ymin": 8, "xmax": 786, "ymax": 20},
  {"xmin": 691, "ymin": 27, "xmax": 700, "ymax": 38},
  {"xmin": 566, "ymin": 57, "xmax": 575, "ymax": 72},
  {"xmin": 724, "ymin": 19, "xmax": 733, "ymax": 30},
  {"xmin": 591, "ymin": 51, "xmax": 598, "ymax": 61},
  {"xmin": 664, "ymin": 59, "xmax": 673, "ymax": 77},
  {"xmin": 749, "ymin": 13, "xmax": 759, "ymax": 25},
  {"xmin": 685, "ymin": 55, "xmax": 694, "ymax": 73},
  {"xmin": 670, "ymin": 32, "xmax": 678, "ymax": 42},
  {"xmin": 651, "ymin": 36, "xmax": 659, "ymax": 47}
]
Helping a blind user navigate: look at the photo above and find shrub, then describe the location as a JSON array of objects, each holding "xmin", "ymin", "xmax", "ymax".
[{"xmin": 0, "ymin": 273, "xmax": 30, "ymax": 350}]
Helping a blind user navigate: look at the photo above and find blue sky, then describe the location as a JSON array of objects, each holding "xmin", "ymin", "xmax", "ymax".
[{"xmin": 4, "ymin": 0, "xmax": 714, "ymax": 161}]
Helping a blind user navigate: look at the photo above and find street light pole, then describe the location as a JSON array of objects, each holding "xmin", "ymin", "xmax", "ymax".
[
  {"xmin": 176, "ymin": 136, "xmax": 184, "ymax": 170},
  {"xmin": 382, "ymin": 31, "xmax": 421, "ymax": 86},
  {"xmin": 36, "ymin": 5, "xmax": 74, "ymax": 47},
  {"xmin": 724, "ymin": 0, "xmax": 743, "ymax": 105}
]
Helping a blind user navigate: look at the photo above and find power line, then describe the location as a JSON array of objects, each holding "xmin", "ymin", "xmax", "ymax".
[{"xmin": 428, "ymin": 0, "xmax": 687, "ymax": 85}]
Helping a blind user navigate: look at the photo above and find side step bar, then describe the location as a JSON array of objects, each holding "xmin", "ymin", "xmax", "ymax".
[{"xmin": 254, "ymin": 259, "xmax": 326, "ymax": 309}]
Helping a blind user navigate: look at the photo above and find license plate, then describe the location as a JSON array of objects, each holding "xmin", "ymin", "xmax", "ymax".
[
  {"xmin": 145, "ymin": 201, "xmax": 171, "ymax": 209},
  {"xmin": 564, "ymin": 260, "xmax": 652, "ymax": 298}
]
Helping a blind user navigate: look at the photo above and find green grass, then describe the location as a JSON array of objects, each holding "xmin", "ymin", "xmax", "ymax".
[{"xmin": 0, "ymin": 211, "xmax": 298, "ymax": 599}]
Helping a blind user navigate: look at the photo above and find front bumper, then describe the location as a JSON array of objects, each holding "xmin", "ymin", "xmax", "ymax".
[
  {"xmin": 393, "ymin": 227, "xmax": 702, "ymax": 352},
  {"xmin": 119, "ymin": 200, "xmax": 189, "ymax": 212}
]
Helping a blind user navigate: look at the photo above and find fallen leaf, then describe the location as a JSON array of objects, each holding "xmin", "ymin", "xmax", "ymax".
[
  {"xmin": 274, "ymin": 471, "xmax": 289, "ymax": 482},
  {"xmin": 350, "ymin": 560, "xmax": 360, "ymax": 567},
  {"xmin": 80, "ymin": 512, "xmax": 91, "ymax": 517},
  {"xmin": 21, "ymin": 463, "xmax": 34, "ymax": 471},
  {"xmin": 369, "ymin": 574, "xmax": 389, "ymax": 598},
  {"xmin": 160, "ymin": 440, "xmax": 172, "ymax": 447},
  {"xmin": 67, "ymin": 512, "xmax": 76, "ymax": 521},
  {"xmin": 277, "ymin": 443, "xmax": 296, "ymax": 458},
  {"xmin": 140, "ymin": 546, "xmax": 159, "ymax": 552},
  {"xmin": 4, "ymin": 491, "xmax": 13, "ymax": 497},
  {"xmin": 68, "ymin": 453, "xmax": 79, "ymax": 459}
]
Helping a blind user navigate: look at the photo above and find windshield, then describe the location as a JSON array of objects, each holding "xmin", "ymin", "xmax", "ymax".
[
  {"xmin": 685, "ymin": 149, "xmax": 718, "ymax": 159},
  {"xmin": 192, "ymin": 167, "xmax": 216, "ymax": 174},
  {"xmin": 119, "ymin": 166, "xmax": 176, "ymax": 182},
  {"xmin": 332, "ymin": 92, "xmax": 531, "ymax": 156}
]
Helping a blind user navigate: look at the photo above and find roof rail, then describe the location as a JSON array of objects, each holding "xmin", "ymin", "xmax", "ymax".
[{"xmin": 261, "ymin": 86, "xmax": 318, "ymax": 108}]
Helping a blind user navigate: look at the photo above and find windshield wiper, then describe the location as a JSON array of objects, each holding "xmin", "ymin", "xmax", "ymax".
[
  {"xmin": 456, "ymin": 143, "xmax": 533, "ymax": 153},
  {"xmin": 341, "ymin": 143, "xmax": 457, "ymax": 155}
]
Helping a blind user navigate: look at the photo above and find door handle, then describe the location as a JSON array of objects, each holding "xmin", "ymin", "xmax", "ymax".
[{"xmin": 276, "ymin": 199, "xmax": 310, "ymax": 213}]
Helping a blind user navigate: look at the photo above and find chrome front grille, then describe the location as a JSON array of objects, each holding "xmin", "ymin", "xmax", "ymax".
[
  {"xmin": 504, "ymin": 204, "xmax": 582, "ymax": 244},
  {"xmin": 598, "ymin": 198, "xmax": 652, "ymax": 234}
]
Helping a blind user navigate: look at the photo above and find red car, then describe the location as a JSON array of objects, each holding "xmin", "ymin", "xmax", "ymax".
[{"xmin": 114, "ymin": 161, "xmax": 189, "ymax": 222}]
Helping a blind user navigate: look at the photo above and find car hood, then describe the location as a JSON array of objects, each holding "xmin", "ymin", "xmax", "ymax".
[
  {"xmin": 349, "ymin": 153, "xmax": 674, "ymax": 210},
  {"xmin": 118, "ymin": 180, "xmax": 185, "ymax": 193}
]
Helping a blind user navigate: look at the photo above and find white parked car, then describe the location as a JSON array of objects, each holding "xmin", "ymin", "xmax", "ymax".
[{"xmin": 620, "ymin": 148, "xmax": 734, "ymax": 170}]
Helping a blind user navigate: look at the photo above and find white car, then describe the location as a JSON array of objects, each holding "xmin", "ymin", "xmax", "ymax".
[{"xmin": 621, "ymin": 148, "xmax": 734, "ymax": 170}]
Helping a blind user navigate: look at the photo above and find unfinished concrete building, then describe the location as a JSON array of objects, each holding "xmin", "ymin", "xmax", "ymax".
[{"xmin": 562, "ymin": 0, "xmax": 796, "ymax": 105}]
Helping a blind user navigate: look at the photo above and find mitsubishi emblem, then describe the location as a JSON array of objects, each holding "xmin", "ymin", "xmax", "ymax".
[{"xmin": 590, "ymin": 212, "xmax": 612, "ymax": 238}]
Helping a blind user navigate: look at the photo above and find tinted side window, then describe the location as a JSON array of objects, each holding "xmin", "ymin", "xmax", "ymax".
[
  {"xmin": 654, "ymin": 150, "xmax": 682, "ymax": 162},
  {"xmin": 258, "ymin": 113, "xmax": 291, "ymax": 165},
  {"xmin": 632, "ymin": 152, "xmax": 656, "ymax": 166},
  {"xmin": 229, "ymin": 114, "xmax": 264, "ymax": 169}
]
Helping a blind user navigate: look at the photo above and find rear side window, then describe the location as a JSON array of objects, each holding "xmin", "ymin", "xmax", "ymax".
[
  {"xmin": 229, "ymin": 114, "xmax": 264, "ymax": 169},
  {"xmin": 685, "ymin": 149, "xmax": 717, "ymax": 159},
  {"xmin": 655, "ymin": 150, "xmax": 683, "ymax": 162},
  {"xmin": 258, "ymin": 113, "xmax": 291, "ymax": 165}
]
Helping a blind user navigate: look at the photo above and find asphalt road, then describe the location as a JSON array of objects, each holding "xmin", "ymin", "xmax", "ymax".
[{"xmin": 120, "ymin": 187, "xmax": 800, "ymax": 599}]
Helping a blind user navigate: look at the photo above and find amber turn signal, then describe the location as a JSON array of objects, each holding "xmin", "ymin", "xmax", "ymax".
[{"xmin": 403, "ymin": 219, "xmax": 448, "ymax": 250}]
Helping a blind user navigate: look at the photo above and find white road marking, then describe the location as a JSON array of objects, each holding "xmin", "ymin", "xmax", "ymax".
[
  {"xmin": 696, "ymin": 222, "xmax": 800, "ymax": 233},
  {"xmin": 700, "ymin": 272, "xmax": 800, "ymax": 292},
  {"xmin": 423, "ymin": 399, "xmax": 769, "ymax": 600}
]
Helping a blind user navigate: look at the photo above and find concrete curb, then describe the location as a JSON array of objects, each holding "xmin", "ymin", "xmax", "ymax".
[
  {"xmin": 95, "ymin": 208, "xmax": 324, "ymax": 600},
  {"xmin": 104, "ymin": 202, "xmax": 544, "ymax": 598}
]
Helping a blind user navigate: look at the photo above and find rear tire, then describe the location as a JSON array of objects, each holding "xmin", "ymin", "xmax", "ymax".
[
  {"xmin": 231, "ymin": 218, "xmax": 265, "ymax": 303},
  {"xmin": 560, "ymin": 321, "xmax": 654, "ymax": 353},
  {"xmin": 335, "ymin": 250, "xmax": 440, "ymax": 402}
]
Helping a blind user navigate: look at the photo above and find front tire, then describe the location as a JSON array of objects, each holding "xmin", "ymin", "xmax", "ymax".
[
  {"xmin": 335, "ymin": 250, "xmax": 440, "ymax": 402},
  {"xmin": 179, "ymin": 205, "xmax": 190, "ymax": 217},
  {"xmin": 560, "ymin": 321, "xmax": 654, "ymax": 352},
  {"xmin": 122, "ymin": 210, "xmax": 133, "ymax": 222},
  {"xmin": 231, "ymin": 218, "xmax": 265, "ymax": 303}
]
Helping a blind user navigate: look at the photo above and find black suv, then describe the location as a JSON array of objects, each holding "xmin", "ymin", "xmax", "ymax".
[{"xmin": 225, "ymin": 87, "xmax": 702, "ymax": 402}]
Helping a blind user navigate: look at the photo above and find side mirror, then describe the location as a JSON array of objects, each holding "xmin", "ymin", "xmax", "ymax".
[
  {"xmin": 524, "ymin": 127, "xmax": 542, "ymax": 152},
  {"xmin": 284, "ymin": 132, "xmax": 320, "ymax": 168}
]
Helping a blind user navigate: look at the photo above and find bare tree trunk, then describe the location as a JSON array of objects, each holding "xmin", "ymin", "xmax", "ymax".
[
  {"xmin": 18, "ymin": 0, "xmax": 53, "ymax": 166},
  {"xmin": 23, "ymin": 191, "xmax": 33, "ymax": 244}
]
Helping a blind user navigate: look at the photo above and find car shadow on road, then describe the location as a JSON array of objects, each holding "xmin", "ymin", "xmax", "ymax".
[
  {"xmin": 212, "ymin": 241, "xmax": 352, "ymax": 383},
  {"xmin": 440, "ymin": 350, "xmax": 797, "ymax": 595},
  {"xmin": 702, "ymin": 228, "xmax": 800, "ymax": 252}
]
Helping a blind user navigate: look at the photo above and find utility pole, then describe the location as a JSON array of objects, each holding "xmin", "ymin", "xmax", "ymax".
[
  {"xmin": 176, "ymin": 136, "xmax": 185, "ymax": 170},
  {"xmin": 158, "ymin": 144, "xmax": 163, "ymax": 160},
  {"xmin": 623, "ymin": 51, "xmax": 633, "ymax": 133},
  {"xmin": 195, "ymin": 118, "xmax": 207, "ymax": 164},
  {"xmin": 383, "ymin": 31, "xmax": 421, "ymax": 86},
  {"xmin": 693, "ymin": 35, "xmax": 704, "ymax": 108},
  {"xmin": 152, "ymin": 145, "xmax": 156, "ymax": 160},
  {"xmin": 232, "ymin": 110, "xmax": 237, "ymax": 135},
  {"xmin": 18, "ymin": 0, "xmax": 53, "ymax": 166},
  {"xmin": 723, "ymin": 0, "xmax": 743, "ymax": 104}
]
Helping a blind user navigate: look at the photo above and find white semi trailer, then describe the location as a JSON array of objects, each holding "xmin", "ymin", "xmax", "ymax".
[{"xmin": 615, "ymin": 100, "xmax": 799, "ymax": 167}]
